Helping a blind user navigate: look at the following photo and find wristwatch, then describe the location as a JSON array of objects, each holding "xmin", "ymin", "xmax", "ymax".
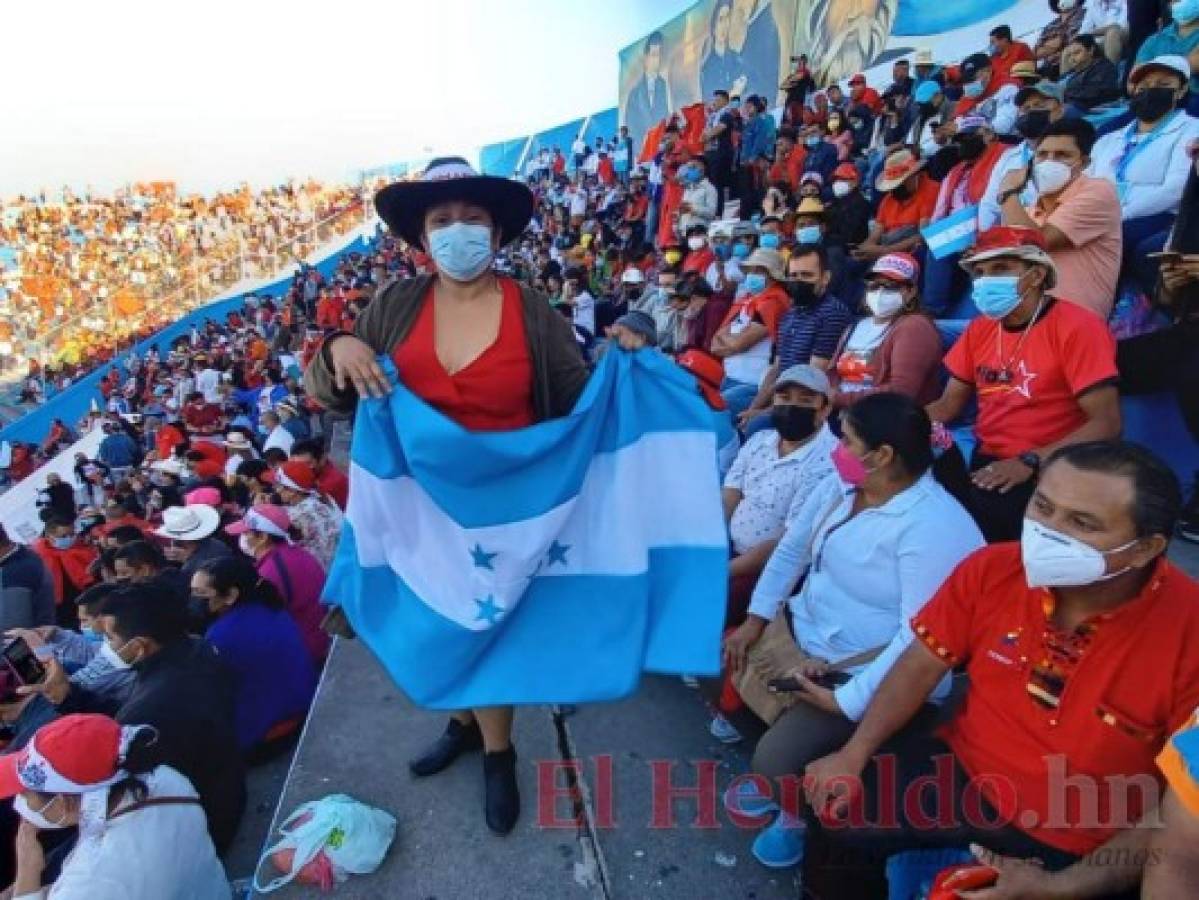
[{"xmin": 1018, "ymin": 451, "xmax": 1041, "ymax": 473}]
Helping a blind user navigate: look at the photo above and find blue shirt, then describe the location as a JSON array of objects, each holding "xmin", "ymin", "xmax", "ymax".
[
  {"xmin": 739, "ymin": 114, "xmax": 777, "ymax": 165},
  {"xmin": 775, "ymin": 294, "xmax": 854, "ymax": 369},
  {"xmin": 1137, "ymin": 24, "xmax": 1199, "ymax": 94},
  {"xmin": 207, "ymin": 603, "xmax": 318, "ymax": 750},
  {"xmin": 97, "ymin": 431, "xmax": 139, "ymax": 467}
]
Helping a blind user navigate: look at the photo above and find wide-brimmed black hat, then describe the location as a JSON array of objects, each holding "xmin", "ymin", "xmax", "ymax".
[{"xmin": 374, "ymin": 157, "xmax": 535, "ymax": 248}]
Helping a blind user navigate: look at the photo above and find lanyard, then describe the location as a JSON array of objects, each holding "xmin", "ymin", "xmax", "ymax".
[{"xmin": 1114, "ymin": 111, "xmax": 1179, "ymax": 183}]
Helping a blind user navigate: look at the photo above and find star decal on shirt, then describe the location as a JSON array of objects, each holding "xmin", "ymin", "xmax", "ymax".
[
  {"xmin": 469, "ymin": 543, "xmax": 498, "ymax": 570},
  {"xmin": 474, "ymin": 595, "xmax": 504, "ymax": 626},
  {"xmin": 1011, "ymin": 361, "xmax": 1038, "ymax": 400},
  {"xmin": 546, "ymin": 540, "xmax": 571, "ymax": 567}
]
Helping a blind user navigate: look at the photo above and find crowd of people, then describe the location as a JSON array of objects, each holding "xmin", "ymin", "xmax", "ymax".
[
  {"xmin": 0, "ymin": 1, "xmax": 1196, "ymax": 897},
  {"xmin": 0, "ymin": 178, "xmax": 365, "ymax": 406}
]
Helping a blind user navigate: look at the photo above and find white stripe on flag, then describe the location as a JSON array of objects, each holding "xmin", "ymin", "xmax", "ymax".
[{"xmin": 347, "ymin": 430, "xmax": 726, "ymax": 631}]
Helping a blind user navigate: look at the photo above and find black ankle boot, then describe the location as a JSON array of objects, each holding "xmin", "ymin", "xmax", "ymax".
[
  {"xmin": 408, "ymin": 718, "xmax": 483, "ymax": 777},
  {"xmin": 483, "ymin": 746, "xmax": 520, "ymax": 835}
]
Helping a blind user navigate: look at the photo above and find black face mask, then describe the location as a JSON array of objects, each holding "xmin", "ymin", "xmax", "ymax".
[
  {"xmin": 1015, "ymin": 109, "xmax": 1052, "ymax": 141},
  {"xmin": 1130, "ymin": 87, "xmax": 1177, "ymax": 124},
  {"xmin": 918, "ymin": 101, "xmax": 938, "ymax": 119},
  {"xmin": 771, "ymin": 405, "xmax": 819, "ymax": 442},
  {"xmin": 188, "ymin": 595, "xmax": 217, "ymax": 631},
  {"xmin": 955, "ymin": 133, "xmax": 986, "ymax": 162},
  {"xmin": 783, "ymin": 278, "xmax": 819, "ymax": 306},
  {"xmin": 625, "ymin": 288, "xmax": 642, "ymax": 301},
  {"xmin": 891, "ymin": 183, "xmax": 912, "ymax": 201}
]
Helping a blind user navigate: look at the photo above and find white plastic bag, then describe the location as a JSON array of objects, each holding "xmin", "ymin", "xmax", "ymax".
[{"xmin": 253, "ymin": 793, "xmax": 397, "ymax": 893}]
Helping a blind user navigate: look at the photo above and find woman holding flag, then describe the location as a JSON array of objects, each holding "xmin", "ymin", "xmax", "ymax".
[{"xmin": 305, "ymin": 158, "xmax": 589, "ymax": 835}]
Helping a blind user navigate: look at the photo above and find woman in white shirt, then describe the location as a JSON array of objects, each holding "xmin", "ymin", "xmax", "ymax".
[
  {"xmin": 2, "ymin": 714, "xmax": 229, "ymax": 899},
  {"xmin": 720, "ymin": 392, "xmax": 984, "ymax": 868}
]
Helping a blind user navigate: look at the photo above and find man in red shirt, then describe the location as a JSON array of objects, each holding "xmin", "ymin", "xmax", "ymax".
[
  {"xmin": 851, "ymin": 149, "xmax": 938, "ymax": 265},
  {"xmin": 988, "ymin": 24, "xmax": 1035, "ymax": 85},
  {"xmin": 181, "ymin": 391, "xmax": 224, "ymax": 436},
  {"xmin": 926, "ymin": 227, "xmax": 1121, "ymax": 541},
  {"xmin": 290, "ymin": 438, "xmax": 349, "ymax": 510},
  {"xmin": 767, "ymin": 127, "xmax": 806, "ymax": 194},
  {"xmin": 847, "ymin": 74, "xmax": 883, "ymax": 115},
  {"xmin": 806, "ymin": 441, "xmax": 1199, "ymax": 900}
]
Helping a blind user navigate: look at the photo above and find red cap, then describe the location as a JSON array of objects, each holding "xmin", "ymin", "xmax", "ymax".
[
  {"xmin": 263, "ymin": 460, "xmax": 317, "ymax": 493},
  {"xmin": 226, "ymin": 503, "xmax": 293, "ymax": 540},
  {"xmin": 969, "ymin": 225, "xmax": 1047, "ymax": 254},
  {"xmin": 849, "ymin": 74, "xmax": 866, "ymax": 85},
  {"xmin": 0, "ymin": 715, "xmax": 123, "ymax": 798},
  {"xmin": 832, "ymin": 163, "xmax": 860, "ymax": 182},
  {"xmin": 676, "ymin": 350, "xmax": 727, "ymax": 411}
]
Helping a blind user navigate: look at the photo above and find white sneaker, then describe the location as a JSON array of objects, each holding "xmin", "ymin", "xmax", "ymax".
[{"xmin": 709, "ymin": 713, "xmax": 743, "ymax": 744}]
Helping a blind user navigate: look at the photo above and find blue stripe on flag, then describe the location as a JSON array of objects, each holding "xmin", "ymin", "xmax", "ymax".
[
  {"xmin": 326, "ymin": 522, "xmax": 725, "ymax": 708},
  {"xmin": 359, "ymin": 349, "xmax": 721, "ymax": 528},
  {"xmin": 920, "ymin": 204, "xmax": 980, "ymax": 260}
]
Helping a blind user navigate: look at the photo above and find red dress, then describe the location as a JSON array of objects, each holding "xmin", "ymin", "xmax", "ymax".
[{"xmin": 391, "ymin": 278, "xmax": 534, "ymax": 431}]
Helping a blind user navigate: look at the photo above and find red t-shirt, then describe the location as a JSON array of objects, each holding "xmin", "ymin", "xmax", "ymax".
[
  {"xmin": 392, "ymin": 278, "xmax": 534, "ymax": 432},
  {"xmin": 718, "ymin": 283, "xmax": 791, "ymax": 339},
  {"xmin": 875, "ymin": 174, "xmax": 939, "ymax": 234},
  {"xmin": 912, "ymin": 545, "xmax": 1199, "ymax": 855},
  {"xmin": 183, "ymin": 401, "xmax": 223, "ymax": 434},
  {"xmin": 315, "ymin": 461, "xmax": 349, "ymax": 510},
  {"xmin": 990, "ymin": 42, "xmax": 1034, "ymax": 85},
  {"xmin": 189, "ymin": 439, "xmax": 228, "ymax": 479},
  {"xmin": 155, "ymin": 424, "xmax": 186, "ymax": 460},
  {"xmin": 683, "ymin": 247, "xmax": 715, "ymax": 277},
  {"xmin": 944, "ymin": 299, "xmax": 1118, "ymax": 459}
]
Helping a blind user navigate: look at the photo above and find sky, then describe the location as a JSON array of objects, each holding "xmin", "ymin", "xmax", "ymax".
[{"xmin": 1, "ymin": 0, "xmax": 694, "ymax": 197}]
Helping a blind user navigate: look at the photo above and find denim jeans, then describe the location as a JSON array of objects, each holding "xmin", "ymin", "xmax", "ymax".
[{"xmin": 721, "ymin": 378, "xmax": 760, "ymax": 421}]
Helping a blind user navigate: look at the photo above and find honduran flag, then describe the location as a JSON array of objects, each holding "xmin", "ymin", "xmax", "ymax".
[{"xmin": 324, "ymin": 349, "xmax": 728, "ymax": 709}]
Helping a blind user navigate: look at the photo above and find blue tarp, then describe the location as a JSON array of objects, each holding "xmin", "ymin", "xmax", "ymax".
[{"xmin": 0, "ymin": 236, "xmax": 369, "ymax": 448}]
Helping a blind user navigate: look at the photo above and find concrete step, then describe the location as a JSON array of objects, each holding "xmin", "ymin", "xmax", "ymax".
[{"xmin": 250, "ymin": 640, "xmax": 801, "ymax": 899}]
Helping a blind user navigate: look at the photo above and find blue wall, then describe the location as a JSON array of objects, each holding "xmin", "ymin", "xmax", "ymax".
[
  {"xmin": 0, "ymin": 236, "xmax": 369, "ymax": 448},
  {"xmin": 480, "ymin": 107, "xmax": 620, "ymax": 177}
]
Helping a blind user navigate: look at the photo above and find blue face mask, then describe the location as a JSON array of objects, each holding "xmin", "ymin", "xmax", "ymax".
[
  {"xmin": 796, "ymin": 226, "xmax": 822, "ymax": 245},
  {"xmin": 963, "ymin": 79, "xmax": 985, "ymax": 99},
  {"xmin": 428, "ymin": 222, "xmax": 494, "ymax": 283},
  {"xmin": 805, "ymin": 136, "xmax": 822, "ymax": 148},
  {"xmin": 713, "ymin": 243, "xmax": 732, "ymax": 261},
  {"xmin": 759, "ymin": 233, "xmax": 781, "ymax": 250},
  {"xmin": 972, "ymin": 275, "xmax": 1023, "ymax": 319},
  {"xmin": 49, "ymin": 536, "xmax": 74, "ymax": 551},
  {"xmin": 743, "ymin": 273, "xmax": 768, "ymax": 294},
  {"xmin": 1173, "ymin": 0, "xmax": 1199, "ymax": 24},
  {"xmin": 732, "ymin": 243, "xmax": 751, "ymax": 260},
  {"xmin": 83, "ymin": 629, "xmax": 105, "ymax": 645}
]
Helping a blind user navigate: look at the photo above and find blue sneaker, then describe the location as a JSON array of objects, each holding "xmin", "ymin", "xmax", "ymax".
[
  {"xmin": 751, "ymin": 812, "xmax": 806, "ymax": 869},
  {"xmin": 708, "ymin": 713, "xmax": 743, "ymax": 744},
  {"xmin": 723, "ymin": 778, "xmax": 779, "ymax": 818}
]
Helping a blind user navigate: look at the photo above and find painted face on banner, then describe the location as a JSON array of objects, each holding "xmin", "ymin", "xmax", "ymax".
[{"xmin": 805, "ymin": 0, "xmax": 898, "ymax": 84}]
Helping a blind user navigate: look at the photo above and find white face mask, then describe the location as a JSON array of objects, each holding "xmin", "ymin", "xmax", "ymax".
[
  {"xmin": 866, "ymin": 288, "xmax": 905, "ymax": 319},
  {"xmin": 238, "ymin": 533, "xmax": 256, "ymax": 557},
  {"xmin": 1033, "ymin": 159, "xmax": 1074, "ymax": 196},
  {"xmin": 1021, "ymin": 518, "xmax": 1139, "ymax": 588},
  {"xmin": 99, "ymin": 638, "xmax": 134, "ymax": 671},
  {"xmin": 1058, "ymin": 0, "xmax": 1076, "ymax": 9},
  {"xmin": 832, "ymin": 180, "xmax": 852, "ymax": 198},
  {"xmin": 14, "ymin": 795, "xmax": 70, "ymax": 830},
  {"xmin": 687, "ymin": 236, "xmax": 706, "ymax": 251}
]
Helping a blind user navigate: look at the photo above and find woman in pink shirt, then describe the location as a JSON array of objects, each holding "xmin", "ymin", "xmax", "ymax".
[{"xmin": 226, "ymin": 504, "xmax": 329, "ymax": 665}]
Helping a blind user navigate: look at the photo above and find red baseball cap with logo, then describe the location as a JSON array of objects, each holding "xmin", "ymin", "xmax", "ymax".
[
  {"xmin": 960, "ymin": 226, "xmax": 1058, "ymax": 289},
  {"xmin": 0, "ymin": 715, "xmax": 126, "ymax": 798},
  {"xmin": 676, "ymin": 350, "xmax": 727, "ymax": 411},
  {"xmin": 263, "ymin": 460, "xmax": 317, "ymax": 494}
]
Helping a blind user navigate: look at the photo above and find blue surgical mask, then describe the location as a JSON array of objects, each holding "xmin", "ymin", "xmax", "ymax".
[
  {"xmin": 796, "ymin": 226, "xmax": 822, "ymax": 245},
  {"xmin": 713, "ymin": 243, "xmax": 732, "ymax": 261},
  {"xmin": 759, "ymin": 233, "xmax": 781, "ymax": 250},
  {"xmin": 1173, "ymin": 0, "xmax": 1199, "ymax": 24},
  {"xmin": 49, "ymin": 536, "xmax": 74, "ymax": 550},
  {"xmin": 83, "ymin": 628, "xmax": 105, "ymax": 645},
  {"xmin": 428, "ymin": 222, "xmax": 494, "ymax": 283},
  {"xmin": 805, "ymin": 136, "xmax": 822, "ymax": 148},
  {"xmin": 732, "ymin": 243, "xmax": 751, "ymax": 260},
  {"xmin": 972, "ymin": 275, "xmax": 1023, "ymax": 319},
  {"xmin": 963, "ymin": 80, "xmax": 985, "ymax": 99},
  {"xmin": 743, "ymin": 273, "xmax": 767, "ymax": 294}
]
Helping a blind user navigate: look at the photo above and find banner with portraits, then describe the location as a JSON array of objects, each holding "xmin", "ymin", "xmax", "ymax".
[{"xmin": 617, "ymin": 0, "xmax": 1054, "ymax": 141}]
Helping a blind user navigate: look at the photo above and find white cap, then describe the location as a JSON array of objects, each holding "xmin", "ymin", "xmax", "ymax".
[
  {"xmin": 1128, "ymin": 55, "xmax": 1191, "ymax": 87},
  {"xmin": 620, "ymin": 267, "xmax": 645, "ymax": 285}
]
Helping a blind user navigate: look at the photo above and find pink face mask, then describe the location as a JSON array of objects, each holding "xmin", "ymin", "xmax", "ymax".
[{"xmin": 831, "ymin": 443, "xmax": 871, "ymax": 487}]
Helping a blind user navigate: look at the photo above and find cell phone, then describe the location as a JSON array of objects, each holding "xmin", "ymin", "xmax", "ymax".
[
  {"xmin": 0, "ymin": 638, "xmax": 46, "ymax": 702},
  {"xmin": 767, "ymin": 671, "xmax": 852, "ymax": 693},
  {"xmin": 1147, "ymin": 251, "xmax": 1182, "ymax": 261}
]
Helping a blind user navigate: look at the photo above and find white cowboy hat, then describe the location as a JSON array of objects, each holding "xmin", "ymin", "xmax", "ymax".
[{"xmin": 153, "ymin": 504, "xmax": 220, "ymax": 542}]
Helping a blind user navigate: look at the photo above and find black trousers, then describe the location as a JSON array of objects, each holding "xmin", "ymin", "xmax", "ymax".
[{"xmin": 1117, "ymin": 320, "xmax": 1199, "ymax": 446}]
